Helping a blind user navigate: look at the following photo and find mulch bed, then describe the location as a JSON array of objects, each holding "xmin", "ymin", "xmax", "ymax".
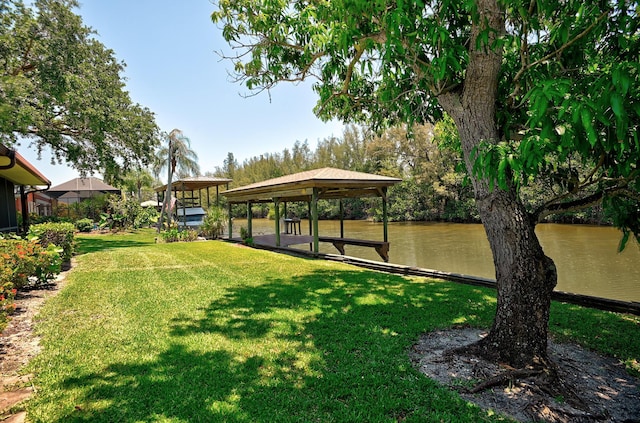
[{"xmin": 410, "ymin": 328, "xmax": 640, "ymax": 422}]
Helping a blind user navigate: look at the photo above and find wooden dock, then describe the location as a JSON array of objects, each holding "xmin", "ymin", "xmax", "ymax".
[
  {"xmin": 225, "ymin": 234, "xmax": 640, "ymax": 316},
  {"xmin": 243, "ymin": 233, "xmax": 315, "ymax": 248}
]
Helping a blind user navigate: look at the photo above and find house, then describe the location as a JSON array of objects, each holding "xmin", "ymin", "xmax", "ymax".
[
  {"xmin": 15, "ymin": 191, "xmax": 55, "ymax": 217},
  {"xmin": 46, "ymin": 177, "xmax": 121, "ymax": 205},
  {"xmin": 0, "ymin": 144, "xmax": 51, "ymax": 233}
]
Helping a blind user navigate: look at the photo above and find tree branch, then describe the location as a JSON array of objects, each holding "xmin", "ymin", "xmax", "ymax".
[
  {"xmin": 511, "ymin": 10, "xmax": 609, "ymax": 88},
  {"xmin": 12, "ymin": 37, "xmax": 37, "ymax": 76},
  {"xmin": 317, "ymin": 33, "xmax": 384, "ymax": 116},
  {"xmin": 535, "ymin": 173, "xmax": 638, "ymax": 222}
]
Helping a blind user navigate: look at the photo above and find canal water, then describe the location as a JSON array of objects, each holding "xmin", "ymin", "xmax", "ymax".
[{"xmin": 235, "ymin": 219, "xmax": 640, "ymax": 303}]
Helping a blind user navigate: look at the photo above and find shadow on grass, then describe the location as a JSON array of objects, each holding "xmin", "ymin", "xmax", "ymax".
[{"xmin": 52, "ymin": 269, "xmax": 503, "ymax": 422}]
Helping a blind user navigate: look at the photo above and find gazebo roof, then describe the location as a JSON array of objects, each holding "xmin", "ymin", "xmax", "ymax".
[
  {"xmin": 47, "ymin": 177, "xmax": 120, "ymax": 199},
  {"xmin": 154, "ymin": 176, "xmax": 232, "ymax": 193},
  {"xmin": 224, "ymin": 167, "xmax": 401, "ymax": 203}
]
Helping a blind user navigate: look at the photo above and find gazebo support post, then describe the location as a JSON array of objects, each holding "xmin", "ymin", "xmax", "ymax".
[
  {"xmin": 274, "ymin": 199, "xmax": 281, "ymax": 247},
  {"xmin": 247, "ymin": 201, "xmax": 253, "ymax": 238},
  {"xmin": 312, "ymin": 188, "xmax": 319, "ymax": 253},
  {"xmin": 339, "ymin": 199, "xmax": 344, "ymax": 239},
  {"xmin": 181, "ymin": 182, "xmax": 187, "ymax": 231},
  {"xmin": 307, "ymin": 201, "xmax": 313, "ymax": 251},
  {"xmin": 382, "ymin": 187, "xmax": 389, "ymax": 242},
  {"xmin": 228, "ymin": 202, "xmax": 233, "ymax": 240}
]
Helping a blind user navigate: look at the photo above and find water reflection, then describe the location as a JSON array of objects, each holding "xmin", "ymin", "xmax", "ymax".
[{"xmin": 234, "ymin": 219, "xmax": 640, "ymax": 302}]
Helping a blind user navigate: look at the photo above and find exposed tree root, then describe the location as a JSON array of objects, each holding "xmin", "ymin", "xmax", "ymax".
[
  {"xmin": 454, "ymin": 345, "xmax": 592, "ymax": 415},
  {"xmin": 410, "ymin": 328, "xmax": 640, "ymax": 422},
  {"xmin": 465, "ymin": 368, "xmax": 542, "ymax": 394}
]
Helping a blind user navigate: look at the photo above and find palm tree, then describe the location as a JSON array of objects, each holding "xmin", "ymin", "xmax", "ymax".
[
  {"xmin": 122, "ymin": 167, "xmax": 155, "ymax": 202},
  {"xmin": 155, "ymin": 129, "xmax": 200, "ymax": 230}
]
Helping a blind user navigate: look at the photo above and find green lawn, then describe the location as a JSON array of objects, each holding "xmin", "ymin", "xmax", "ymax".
[{"xmin": 24, "ymin": 230, "xmax": 640, "ymax": 422}]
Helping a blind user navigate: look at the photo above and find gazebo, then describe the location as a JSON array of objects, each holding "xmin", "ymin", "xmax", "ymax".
[
  {"xmin": 223, "ymin": 167, "xmax": 401, "ymax": 261},
  {"xmin": 154, "ymin": 176, "xmax": 233, "ymax": 209}
]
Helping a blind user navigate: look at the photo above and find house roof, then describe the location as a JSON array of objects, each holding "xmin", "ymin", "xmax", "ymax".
[
  {"xmin": 0, "ymin": 145, "xmax": 51, "ymax": 187},
  {"xmin": 224, "ymin": 167, "xmax": 402, "ymax": 203},
  {"xmin": 46, "ymin": 177, "xmax": 121, "ymax": 199},
  {"xmin": 154, "ymin": 176, "xmax": 233, "ymax": 193}
]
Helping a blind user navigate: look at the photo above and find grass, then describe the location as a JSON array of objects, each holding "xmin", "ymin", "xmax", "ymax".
[{"xmin": 23, "ymin": 230, "xmax": 640, "ymax": 422}]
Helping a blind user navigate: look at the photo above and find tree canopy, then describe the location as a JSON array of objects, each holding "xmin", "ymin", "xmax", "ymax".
[
  {"xmin": 213, "ymin": 0, "xmax": 640, "ymax": 369},
  {"xmin": 212, "ymin": 123, "xmax": 476, "ymax": 222},
  {"xmin": 0, "ymin": 0, "xmax": 160, "ymax": 177},
  {"xmin": 212, "ymin": 0, "xmax": 639, "ymax": 248}
]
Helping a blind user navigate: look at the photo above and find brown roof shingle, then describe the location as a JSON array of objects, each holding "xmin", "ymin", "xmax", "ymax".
[{"xmin": 224, "ymin": 167, "xmax": 401, "ymax": 203}]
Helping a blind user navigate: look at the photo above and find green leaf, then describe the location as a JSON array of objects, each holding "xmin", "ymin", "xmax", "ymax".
[
  {"xmin": 618, "ymin": 231, "xmax": 630, "ymax": 253},
  {"xmin": 610, "ymin": 93, "xmax": 624, "ymax": 119}
]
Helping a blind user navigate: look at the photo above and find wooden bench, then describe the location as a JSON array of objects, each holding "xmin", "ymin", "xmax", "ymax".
[{"xmin": 319, "ymin": 236, "xmax": 390, "ymax": 262}]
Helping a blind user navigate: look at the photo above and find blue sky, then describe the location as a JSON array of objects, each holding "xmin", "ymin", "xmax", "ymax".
[{"xmin": 20, "ymin": 0, "xmax": 344, "ymax": 186}]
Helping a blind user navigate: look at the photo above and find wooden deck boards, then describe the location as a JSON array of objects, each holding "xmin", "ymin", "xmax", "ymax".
[{"xmin": 231, "ymin": 233, "xmax": 314, "ymax": 248}]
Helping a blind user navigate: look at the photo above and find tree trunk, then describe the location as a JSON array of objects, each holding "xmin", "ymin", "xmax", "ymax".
[
  {"xmin": 158, "ymin": 143, "xmax": 174, "ymax": 231},
  {"xmin": 438, "ymin": 0, "xmax": 557, "ymax": 368},
  {"xmin": 164, "ymin": 166, "xmax": 174, "ymax": 228},
  {"xmin": 472, "ymin": 186, "xmax": 557, "ymax": 367}
]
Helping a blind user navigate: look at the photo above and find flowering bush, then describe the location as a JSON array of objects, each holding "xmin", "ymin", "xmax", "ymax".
[
  {"xmin": 0, "ymin": 239, "xmax": 62, "ymax": 323},
  {"xmin": 0, "ymin": 282, "xmax": 17, "ymax": 317}
]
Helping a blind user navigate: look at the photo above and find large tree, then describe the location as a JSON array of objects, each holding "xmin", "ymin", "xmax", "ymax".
[
  {"xmin": 0, "ymin": 0, "xmax": 159, "ymax": 176},
  {"xmin": 212, "ymin": 1, "xmax": 640, "ymax": 368}
]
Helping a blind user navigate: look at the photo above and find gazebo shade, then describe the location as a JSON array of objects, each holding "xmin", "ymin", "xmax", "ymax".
[
  {"xmin": 224, "ymin": 167, "xmax": 401, "ymax": 203},
  {"xmin": 46, "ymin": 177, "xmax": 120, "ymax": 200},
  {"xmin": 154, "ymin": 176, "xmax": 232, "ymax": 193},
  {"xmin": 223, "ymin": 167, "xmax": 401, "ymax": 260}
]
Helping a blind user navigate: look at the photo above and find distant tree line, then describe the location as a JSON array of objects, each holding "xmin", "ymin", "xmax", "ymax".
[{"xmin": 208, "ymin": 121, "xmax": 606, "ymax": 224}]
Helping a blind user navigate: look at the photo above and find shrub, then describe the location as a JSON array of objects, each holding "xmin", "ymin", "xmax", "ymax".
[
  {"xmin": 159, "ymin": 228, "xmax": 199, "ymax": 243},
  {"xmin": 28, "ymin": 222, "xmax": 75, "ymax": 263},
  {"xmin": 200, "ymin": 207, "xmax": 227, "ymax": 239},
  {"xmin": 0, "ymin": 278, "xmax": 17, "ymax": 322},
  {"xmin": 135, "ymin": 206, "xmax": 159, "ymax": 228},
  {"xmin": 98, "ymin": 195, "xmax": 159, "ymax": 230},
  {"xmin": 32, "ymin": 244, "xmax": 63, "ymax": 284},
  {"xmin": 180, "ymin": 229, "xmax": 199, "ymax": 242},
  {"xmin": 0, "ymin": 239, "xmax": 62, "ymax": 323},
  {"xmin": 239, "ymin": 226, "xmax": 254, "ymax": 246},
  {"xmin": 0, "ymin": 240, "xmax": 35, "ymax": 289},
  {"xmin": 0, "ymin": 239, "xmax": 63, "ymax": 289},
  {"xmin": 75, "ymin": 218, "xmax": 94, "ymax": 233},
  {"xmin": 159, "ymin": 228, "xmax": 180, "ymax": 243}
]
